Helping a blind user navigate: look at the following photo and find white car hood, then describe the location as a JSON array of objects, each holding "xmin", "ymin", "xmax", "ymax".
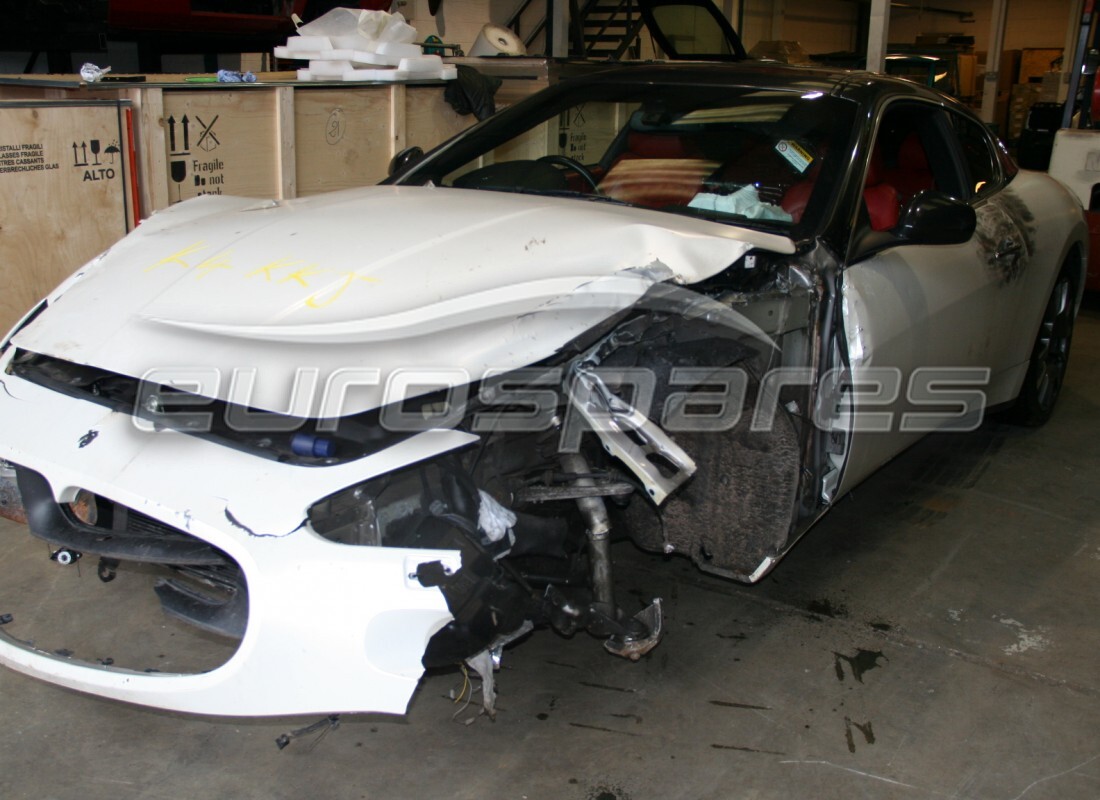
[{"xmin": 13, "ymin": 185, "xmax": 794, "ymax": 416}]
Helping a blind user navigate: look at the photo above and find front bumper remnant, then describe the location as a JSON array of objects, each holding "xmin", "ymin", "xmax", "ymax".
[{"xmin": 0, "ymin": 359, "xmax": 476, "ymax": 716}]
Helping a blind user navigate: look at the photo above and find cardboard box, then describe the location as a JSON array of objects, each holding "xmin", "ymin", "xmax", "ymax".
[
  {"xmin": 1008, "ymin": 83, "xmax": 1046, "ymax": 140},
  {"xmin": 957, "ymin": 53, "xmax": 977, "ymax": 100},
  {"xmin": 1020, "ymin": 48, "xmax": 1063, "ymax": 84},
  {"xmin": 748, "ymin": 40, "xmax": 814, "ymax": 66},
  {"xmin": 0, "ymin": 100, "xmax": 135, "ymax": 334}
]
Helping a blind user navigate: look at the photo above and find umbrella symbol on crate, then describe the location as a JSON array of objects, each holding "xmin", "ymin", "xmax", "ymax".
[{"xmin": 104, "ymin": 141, "xmax": 121, "ymax": 164}]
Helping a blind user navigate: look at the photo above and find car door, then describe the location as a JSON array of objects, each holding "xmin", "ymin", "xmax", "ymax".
[{"xmin": 835, "ymin": 99, "xmax": 1029, "ymax": 494}]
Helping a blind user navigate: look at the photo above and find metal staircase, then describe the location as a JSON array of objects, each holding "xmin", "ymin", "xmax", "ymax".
[
  {"xmin": 505, "ymin": 0, "xmax": 646, "ymax": 59},
  {"xmin": 577, "ymin": 0, "xmax": 645, "ymax": 59}
]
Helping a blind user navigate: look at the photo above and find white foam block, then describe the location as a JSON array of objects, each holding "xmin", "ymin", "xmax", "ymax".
[
  {"xmin": 348, "ymin": 50, "xmax": 395, "ymax": 66},
  {"xmin": 276, "ymin": 46, "xmax": 330, "ymax": 60},
  {"xmin": 340, "ymin": 67, "xmax": 401, "ymax": 82},
  {"xmin": 331, "ymin": 34, "xmax": 373, "ymax": 50},
  {"xmin": 308, "ymin": 59, "xmax": 354, "ymax": 76},
  {"xmin": 375, "ymin": 41, "xmax": 423, "ymax": 58},
  {"xmin": 286, "ymin": 35, "xmax": 333, "ymax": 51},
  {"xmin": 397, "ymin": 55, "xmax": 443, "ymax": 72}
]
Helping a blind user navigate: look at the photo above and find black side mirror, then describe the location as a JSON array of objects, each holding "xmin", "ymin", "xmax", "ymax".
[
  {"xmin": 896, "ymin": 190, "xmax": 977, "ymax": 245},
  {"xmin": 389, "ymin": 146, "xmax": 425, "ymax": 178}
]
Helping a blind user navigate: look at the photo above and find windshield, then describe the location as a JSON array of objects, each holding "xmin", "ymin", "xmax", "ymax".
[{"xmin": 397, "ymin": 80, "xmax": 857, "ymax": 233}]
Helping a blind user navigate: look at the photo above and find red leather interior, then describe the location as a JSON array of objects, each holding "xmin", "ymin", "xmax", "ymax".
[
  {"xmin": 623, "ymin": 132, "xmax": 701, "ymax": 159},
  {"xmin": 599, "ymin": 132, "xmax": 717, "ymax": 208},
  {"xmin": 863, "ymin": 146, "xmax": 900, "ymax": 231},
  {"xmin": 864, "ymin": 183, "xmax": 900, "ymax": 231},
  {"xmin": 779, "ymin": 161, "xmax": 821, "ymax": 222},
  {"xmin": 881, "ymin": 133, "xmax": 934, "ymax": 203}
]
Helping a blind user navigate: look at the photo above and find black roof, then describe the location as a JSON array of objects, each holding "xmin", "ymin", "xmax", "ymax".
[{"xmin": 550, "ymin": 60, "xmax": 955, "ymax": 106}]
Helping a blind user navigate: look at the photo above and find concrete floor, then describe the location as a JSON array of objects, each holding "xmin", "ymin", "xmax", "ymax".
[{"xmin": 1, "ymin": 305, "xmax": 1098, "ymax": 800}]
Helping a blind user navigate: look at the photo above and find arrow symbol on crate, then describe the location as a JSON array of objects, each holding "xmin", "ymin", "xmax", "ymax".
[
  {"xmin": 182, "ymin": 115, "xmax": 190, "ymax": 151},
  {"xmin": 168, "ymin": 115, "xmax": 176, "ymax": 151}
]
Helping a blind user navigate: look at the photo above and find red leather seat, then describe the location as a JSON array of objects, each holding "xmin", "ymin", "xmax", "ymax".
[
  {"xmin": 881, "ymin": 133, "xmax": 935, "ymax": 203},
  {"xmin": 863, "ymin": 147, "xmax": 900, "ymax": 231},
  {"xmin": 779, "ymin": 166, "xmax": 817, "ymax": 223}
]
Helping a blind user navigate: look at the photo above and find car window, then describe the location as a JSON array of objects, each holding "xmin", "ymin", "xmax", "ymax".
[
  {"xmin": 948, "ymin": 111, "xmax": 1001, "ymax": 198},
  {"xmin": 650, "ymin": 5, "xmax": 735, "ymax": 56},
  {"xmin": 422, "ymin": 83, "xmax": 857, "ymax": 233},
  {"xmin": 857, "ymin": 100, "xmax": 965, "ymax": 233}
]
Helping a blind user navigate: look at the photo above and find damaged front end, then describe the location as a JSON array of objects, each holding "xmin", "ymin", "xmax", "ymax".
[{"xmin": 0, "ymin": 179, "xmax": 850, "ymax": 717}]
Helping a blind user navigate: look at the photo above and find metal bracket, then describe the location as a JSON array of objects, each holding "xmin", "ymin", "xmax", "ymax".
[
  {"xmin": 568, "ymin": 364, "xmax": 696, "ymax": 504},
  {"xmin": 604, "ymin": 598, "xmax": 664, "ymax": 662}
]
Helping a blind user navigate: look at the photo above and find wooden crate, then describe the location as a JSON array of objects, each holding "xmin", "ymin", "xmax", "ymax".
[
  {"xmin": 294, "ymin": 87, "xmax": 393, "ymax": 196},
  {"xmin": 160, "ymin": 88, "xmax": 288, "ymax": 204},
  {"xmin": 0, "ymin": 76, "xmax": 482, "ymax": 336},
  {"xmin": 404, "ymin": 85, "xmax": 472, "ymax": 152},
  {"xmin": 0, "ymin": 75, "xmax": 481, "ymax": 215},
  {"xmin": 0, "ymin": 100, "xmax": 134, "ymax": 334}
]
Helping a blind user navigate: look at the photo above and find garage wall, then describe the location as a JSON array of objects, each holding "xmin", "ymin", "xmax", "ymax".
[
  {"xmin": 399, "ymin": 0, "xmax": 1074, "ymax": 60},
  {"xmin": 740, "ymin": 0, "xmax": 863, "ymax": 55},
  {"xmin": 403, "ymin": 0, "xmax": 494, "ymax": 54},
  {"xmin": 783, "ymin": 1, "xmax": 859, "ymax": 54},
  {"xmin": 888, "ymin": 0, "xmax": 1072, "ymax": 52},
  {"xmin": 739, "ymin": 0, "xmax": 776, "ymax": 52}
]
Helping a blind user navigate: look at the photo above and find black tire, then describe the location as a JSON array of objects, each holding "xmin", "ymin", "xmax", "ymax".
[{"xmin": 1008, "ymin": 268, "xmax": 1076, "ymax": 426}]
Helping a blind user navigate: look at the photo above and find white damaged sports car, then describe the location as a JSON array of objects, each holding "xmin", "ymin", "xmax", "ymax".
[{"xmin": 0, "ymin": 63, "xmax": 1087, "ymax": 717}]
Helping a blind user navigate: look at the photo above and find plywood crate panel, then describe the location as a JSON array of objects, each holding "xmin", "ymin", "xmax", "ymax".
[
  {"xmin": 294, "ymin": 87, "xmax": 394, "ymax": 197},
  {"xmin": 405, "ymin": 85, "xmax": 474, "ymax": 153},
  {"xmin": 0, "ymin": 100, "xmax": 134, "ymax": 334},
  {"xmin": 160, "ymin": 89, "xmax": 282, "ymax": 204}
]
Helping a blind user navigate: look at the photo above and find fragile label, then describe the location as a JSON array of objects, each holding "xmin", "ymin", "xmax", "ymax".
[
  {"xmin": 775, "ymin": 139, "xmax": 814, "ymax": 173},
  {"xmin": 0, "ymin": 142, "xmax": 59, "ymax": 174}
]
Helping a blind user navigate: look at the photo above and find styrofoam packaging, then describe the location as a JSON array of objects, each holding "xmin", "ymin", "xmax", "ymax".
[
  {"xmin": 376, "ymin": 41, "xmax": 422, "ymax": 59},
  {"xmin": 349, "ymin": 50, "xmax": 394, "ymax": 66},
  {"xmin": 355, "ymin": 10, "xmax": 389, "ymax": 39},
  {"xmin": 331, "ymin": 34, "xmax": 371, "ymax": 50},
  {"xmin": 308, "ymin": 59, "xmax": 354, "ymax": 77},
  {"xmin": 398, "ymin": 55, "xmax": 444, "ymax": 73},
  {"xmin": 378, "ymin": 16, "xmax": 418, "ymax": 44},
  {"xmin": 296, "ymin": 7, "xmax": 363, "ymax": 37},
  {"xmin": 297, "ymin": 68, "xmax": 314, "ymax": 81},
  {"xmin": 440, "ymin": 65, "xmax": 458, "ymax": 80},
  {"xmin": 282, "ymin": 50, "xmax": 330, "ymax": 60},
  {"xmin": 341, "ymin": 67, "xmax": 401, "ymax": 82},
  {"xmin": 286, "ymin": 36, "xmax": 333, "ymax": 51}
]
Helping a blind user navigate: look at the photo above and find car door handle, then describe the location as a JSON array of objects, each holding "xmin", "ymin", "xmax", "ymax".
[{"xmin": 994, "ymin": 239, "xmax": 1022, "ymax": 260}]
